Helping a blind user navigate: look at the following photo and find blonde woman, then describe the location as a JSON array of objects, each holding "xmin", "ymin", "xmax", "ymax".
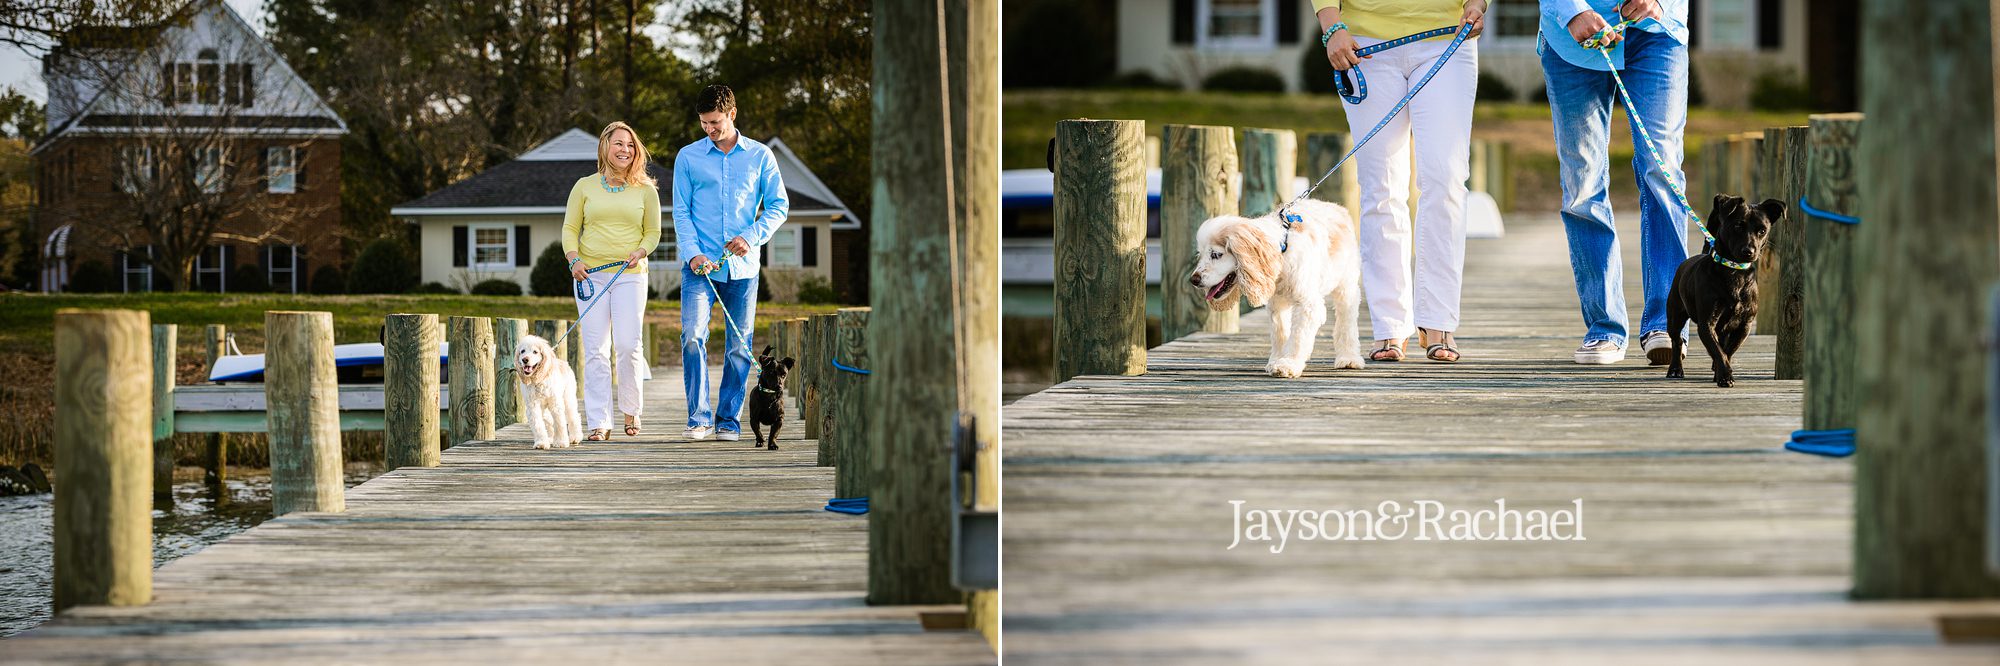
[
  {"xmin": 563, "ymin": 121, "xmax": 661, "ymax": 441},
  {"xmin": 1318, "ymin": 0, "xmax": 1485, "ymax": 363}
]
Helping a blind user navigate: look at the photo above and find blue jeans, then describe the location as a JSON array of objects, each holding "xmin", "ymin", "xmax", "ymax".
[
  {"xmin": 1541, "ymin": 29, "xmax": 1692, "ymax": 347},
  {"xmin": 681, "ymin": 267, "xmax": 758, "ymax": 432}
]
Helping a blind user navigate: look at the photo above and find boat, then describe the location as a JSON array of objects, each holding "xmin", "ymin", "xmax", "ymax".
[{"xmin": 208, "ymin": 343, "xmax": 452, "ymax": 384}]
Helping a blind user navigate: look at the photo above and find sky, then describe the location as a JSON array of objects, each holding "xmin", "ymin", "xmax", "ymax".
[{"xmin": 0, "ymin": 0, "xmax": 268, "ymax": 103}]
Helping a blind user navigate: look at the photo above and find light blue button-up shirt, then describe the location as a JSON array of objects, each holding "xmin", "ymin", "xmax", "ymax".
[
  {"xmin": 672, "ymin": 134, "xmax": 789, "ymax": 281},
  {"xmin": 1540, "ymin": 0, "xmax": 1688, "ymax": 71}
]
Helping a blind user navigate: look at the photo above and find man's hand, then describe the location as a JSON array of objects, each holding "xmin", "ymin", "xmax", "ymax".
[
  {"xmin": 1620, "ymin": 0, "xmax": 1664, "ymax": 23},
  {"xmin": 688, "ymin": 254, "xmax": 716, "ymax": 275},
  {"xmin": 724, "ymin": 236, "xmax": 750, "ymax": 257},
  {"xmin": 567, "ymin": 251, "xmax": 587, "ymax": 281},
  {"xmin": 1324, "ymin": 29, "xmax": 1362, "ymax": 71},
  {"xmin": 1461, "ymin": 0, "xmax": 1487, "ymax": 38},
  {"xmin": 1567, "ymin": 10, "xmax": 1615, "ymax": 45}
]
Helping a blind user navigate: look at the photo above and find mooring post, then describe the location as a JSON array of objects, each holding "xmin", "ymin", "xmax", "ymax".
[
  {"xmin": 1753, "ymin": 130, "xmax": 1784, "ymax": 333},
  {"xmin": 833, "ymin": 308, "xmax": 871, "ymax": 497},
  {"xmin": 202, "ymin": 324, "xmax": 228, "ymax": 485},
  {"xmin": 54, "ymin": 309, "xmax": 153, "ymax": 611},
  {"xmin": 778, "ymin": 318, "xmax": 801, "ymax": 406},
  {"xmin": 814, "ymin": 312, "xmax": 840, "ymax": 465},
  {"xmin": 1853, "ymin": 0, "xmax": 2000, "ymax": 597},
  {"xmin": 1772, "ymin": 126, "xmax": 1809, "ymax": 380},
  {"xmin": 447, "ymin": 316, "xmax": 495, "ymax": 448},
  {"xmin": 1053, "ymin": 118, "xmax": 1147, "ymax": 383},
  {"xmin": 1160, "ymin": 123, "xmax": 1240, "ymax": 341},
  {"xmin": 563, "ymin": 318, "xmax": 583, "ymax": 382},
  {"xmin": 645, "ymin": 320, "xmax": 660, "ymax": 367},
  {"xmin": 385, "ymin": 313, "xmax": 441, "ymax": 470},
  {"xmin": 530, "ymin": 319, "xmax": 567, "ymax": 367},
  {"xmin": 265, "ymin": 311, "xmax": 345, "ymax": 515},
  {"xmin": 492, "ymin": 317, "xmax": 527, "ymax": 428},
  {"xmin": 1304, "ymin": 132, "xmax": 1363, "ymax": 217},
  {"xmin": 151, "ymin": 323, "xmax": 176, "ymax": 500},
  {"xmin": 1238, "ymin": 127, "xmax": 1296, "ymax": 217},
  {"xmin": 1802, "ymin": 115, "xmax": 1861, "ymax": 435}
]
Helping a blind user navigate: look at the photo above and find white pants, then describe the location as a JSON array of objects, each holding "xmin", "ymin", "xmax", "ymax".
[
  {"xmin": 1341, "ymin": 35, "xmax": 1477, "ymax": 340},
  {"xmin": 576, "ymin": 270, "xmax": 647, "ymax": 429}
]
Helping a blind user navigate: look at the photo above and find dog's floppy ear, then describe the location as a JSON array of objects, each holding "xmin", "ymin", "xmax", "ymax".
[
  {"xmin": 781, "ymin": 357, "xmax": 795, "ymax": 369},
  {"xmin": 1756, "ymin": 198, "xmax": 1788, "ymax": 224},
  {"xmin": 1708, "ymin": 195, "xmax": 1745, "ymax": 235},
  {"xmin": 761, "ymin": 345, "xmax": 774, "ymax": 356},
  {"xmin": 1220, "ymin": 220, "xmax": 1280, "ymax": 308}
]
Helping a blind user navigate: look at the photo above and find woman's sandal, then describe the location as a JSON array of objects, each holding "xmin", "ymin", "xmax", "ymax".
[
  {"xmin": 587, "ymin": 428, "xmax": 610, "ymax": 442},
  {"xmin": 1369, "ymin": 339, "xmax": 1406, "ymax": 362},
  {"xmin": 1419, "ymin": 328, "xmax": 1460, "ymax": 363},
  {"xmin": 623, "ymin": 416, "xmax": 641, "ymax": 437}
]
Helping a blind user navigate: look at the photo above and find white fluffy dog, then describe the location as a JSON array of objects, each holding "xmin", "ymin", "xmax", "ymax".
[
  {"xmin": 1188, "ymin": 198, "xmax": 1364, "ymax": 378},
  {"xmin": 515, "ymin": 334, "xmax": 582, "ymax": 449}
]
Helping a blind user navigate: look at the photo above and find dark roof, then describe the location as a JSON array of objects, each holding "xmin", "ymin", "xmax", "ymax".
[
  {"xmin": 394, "ymin": 159, "xmax": 837, "ymax": 212},
  {"xmin": 70, "ymin": 114, "xmax": 345, "ymax": 130}
]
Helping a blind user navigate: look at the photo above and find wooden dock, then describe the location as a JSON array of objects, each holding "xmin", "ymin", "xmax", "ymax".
[
  {"xmin": 9, "ymin": 368, "xmax": 994, "ymax": 663},
  {"xmin": 1001, "ymin": 213, "xmax": 2000, "ymax": 664}
]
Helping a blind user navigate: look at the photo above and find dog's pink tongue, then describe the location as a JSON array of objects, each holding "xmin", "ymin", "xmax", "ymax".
[{"xmin": 1207, "ymin": 280, "xmax": 1227, "ymax": 300}]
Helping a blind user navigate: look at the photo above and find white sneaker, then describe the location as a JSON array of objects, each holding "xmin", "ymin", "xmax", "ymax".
[
  {"xmin": 1640, "ymin": 331, "xmax": 1684, "ymax": 366},
  {"xmin": 684, "ymin": 426, "xmax": 714, "ymax": 441},
  {"xmin": 715, "ymin": 430, "xmax": 741, "ymax": 442},
  {"xmin": 1573, "ymin": 339, "xmax": 1626, "ymax": 365}
]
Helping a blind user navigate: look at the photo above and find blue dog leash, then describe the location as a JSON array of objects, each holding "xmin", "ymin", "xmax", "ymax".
[
  {"xmin": 553, "ymin": 260, "xmax": 631, "ymax": 348},
  {"xmin": 1330, "ymin": 25, "xmax": 1465, "ymax": 105},
  {"xmin": 1278, "ymin": 23, "xmax": 1475, "ymax": 253},
  {"xmin": 690, "ymin": 253, "xmax": 760, "ymax": 373}
]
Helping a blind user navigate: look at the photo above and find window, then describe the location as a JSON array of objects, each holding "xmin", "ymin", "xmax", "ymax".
[
  {"xmin": 650, "ymin": 224, "xmax": 677, "ymax": 264},
  {"xmin": 471, "ymin": 225, "xmax": 512, "ymax": 269},
  {"xmin": 121, "ymin": 246, "xmax": 154, "ymax": 293},
  {"xmin": 224, "ymin": 63, "xmax": 254, "ymax": 106},
  {"xmin": 119, "ymin": 146, "xmax": 156, "ymax": 193},
  {"xmin": 1488, "ymin": 1, "xmax": 1541, "ymax": 47},
  {"xmin": 194, "ymin": 147, "xmax": 225, "ymax": 193},
  {"xmin": 267, "ymin": 146, "xmax": 296, "ymax": 193},
  {"xmin": 167, "ymin": 60, "xmax": 253, "ymax": 107},
  {"xmin": 267, "ymin": 244, "xmax": 298, "ymax": 293},
  {"xmin": 768, "ymin": 227, "xmax": 801, "ymax": 267},
  {"xmin": 1198, "ymin": 0, "xmax": 1272, "ymax": 49},
  {"xmin": 196, "ymin": 245, "xmax": 227, "ymax": 292},
  {"xmin": 1703, "ymin": 0, "xmax": 1755, "ymax": 49}
]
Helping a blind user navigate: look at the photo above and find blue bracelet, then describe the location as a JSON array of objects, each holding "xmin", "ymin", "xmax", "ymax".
[{"xmin": 1320, "ymin": 22, "xmax": 1348, "ymax": 47}]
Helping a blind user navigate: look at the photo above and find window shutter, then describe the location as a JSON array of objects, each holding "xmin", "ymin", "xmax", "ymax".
[
  {"xmin": 241, "ymin": 64, "xmax": 255, "ymax": 107},
  {"xmin": 162, "ymin": 62, "xmax": 176, "ymax": 105},
  {"xmin": 295, "ymin": 147, "xmax": 307, "ymax": 189},
  {"xmin": 1173, "ymin": 0, "xmax": 1195, "ymax": 45},
  {"xmin": 1278, "ymin": 0, "xmax": 1300, "ymax": 44},
  {"xmin": 452, "ymin": 226, "xmax": 468, "ymax": 267},
  {"xmin": 220, "ymin": 244, "xmax": 233, "ymax": 292},
  {"xmin": 294, "ymin": 252, "xmax": 306, "ymax": 295},
  {"xmin": 801, "ymin": 226, "xmax": 818, "ymax": 267},
  {"xmin": 514, "ymin": 225, "xmax": 531, "ymax": 266}
]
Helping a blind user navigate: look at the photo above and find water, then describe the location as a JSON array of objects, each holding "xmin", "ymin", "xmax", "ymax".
[{"xmin": 0, "ymin": 467, "xmax": 379, "ymax": 638}]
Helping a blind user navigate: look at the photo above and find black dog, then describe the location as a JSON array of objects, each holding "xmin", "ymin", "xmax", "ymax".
[
  {"xmin": 747, "ymin": 346, "xmax": 795, "ymax": 450},
  {"xmin": 1666, "ymin": 195, "xmax": 1786, "ymax": 387}
]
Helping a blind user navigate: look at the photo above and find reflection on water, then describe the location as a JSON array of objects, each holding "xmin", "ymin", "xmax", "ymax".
[{"xmin": 0, "ymin": 467, "xmax": 379, "ymax": 638}]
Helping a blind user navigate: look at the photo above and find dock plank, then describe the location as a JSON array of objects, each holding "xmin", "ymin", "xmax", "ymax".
[{"xmin": 1001, "ymin": 213, "xmax": 2000, "ymax": 664}]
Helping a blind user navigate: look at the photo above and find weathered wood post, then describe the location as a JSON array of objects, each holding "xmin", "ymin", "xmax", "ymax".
[
  {"xmin": 1484, "ymin": 140, "xmax": 1513, "ymax": 212},
  {"xmin": 563, "ymin": 318, "xmax": 583, "ymax": 383},
  {"xmin": 1238, "ymin": 127, "xmax": 1297, "ymax": 217},
  {"xmin": 813, "ymin": 313, "xmax": 839, "ymax": 463},
  {"xmin": 1160, "ymin": 124, "xmax": 1240, "ymax": 342},
  {"xmin": 265, "ymin": 311, "xmax": 344, "ymax": 515},
  {"xmin": 202, "ymin": 324, "xmax": 228, "ymax": 484},
  {"xmin": 384, "ymin": 314, "xmax": 441, "ymax": 470},
  {"xmin": 784, "ymin": 318, "xmax": 805, "ymax": 404},
  {"xmin": 54, "ymin": 309, "xmax": 152, "ymax": 611},
  {"xmin": 151, "ymin": 324, "xmax": 175, "ymax": 500},
  {"xmin": 530, "ymin": 319, "xmax": 567, "ymax": 365},
  {"xmin": 1771, "ymin": 126, "xmax": 1809, "ymax": 379},
  {"xmin": 1802, "ymin": 115, "xmax": 1861, "ymax": 435},
  {"xmin": 1304, "ymin": 132, "xmax": 1363, "ymax": 217},
  {"xmin": 492, "ymin": 317, "xmax": 527, "ymax": 428},
  {"xmin": 645, "ymin": 321, "xmax": 660, "ymax": 367},
  {"xmin": 1054, "ymin": 119, "xmax": 1147, "ymax": 383},
  {"xmin": 447, "ymin": 316, "xmax": 495, "ymax": 448},
  {"xmin": 803, "ymin": 315, "xmax": 825, "ymax": 446},
  {"xmin": 1753, "ymin": 131, "xmax": 1784, "ymax": 333},
  {"xmin": 833, "ymin": 307, "xmax": 871, "ymax": 497},
  {"xmin": 1853, "ymin": 0, "xmax": 2000, "ymax": 597}
]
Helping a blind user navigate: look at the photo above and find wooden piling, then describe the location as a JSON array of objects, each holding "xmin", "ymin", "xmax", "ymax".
[
  {"xmin": 1771, "ymin": 126, "xmax": 1809, "ymax": 379},
  {"xmin": 803, "ymin": 315, "xmax": 825, "ymax": 446},
  {"xmin": 1802, "ymin": 115, "xmax": 1861, "ymax": 435},
  {"xmin": 1753, "ymin": 132, "xmax": 1783, "ymax": 333},
  {"xmin": 1053, "ymin": 118, "xmax": 1147, "ymax": 383},
  {"xmin": 202, "ymin": 324, "xmax": 228, "ymax": 484},
  {"xmin": 815, "ymin": 312, "xmax": 840, "ymax": 464},
  {"xmin": 1160, "ymin": 124, "xmax": 1240, "ymax": 342},
  {"xmin": 1304, "ymin": 132, "xmax": 1362, "ymax": 217},
  {"xmin": 54, "ymin": 309, "xmax": 153, "ymax": 611},
  {"xmin": 1238, "ymin": 128, "xmax": 1296, "ymax": 217},
  {"xmin": 833, "ymin": 307, "xmax": 871, "ymax": 498},
  {"xmin": 563, "ymin": 318, "xmax": 583, "ymax": 383},
  {"xmin": 448, "ymin": 316, "xmax": 495, "ymax": 448},
  {"xmin": 492, "ymin": 317, "xmax": 527, "ymax": 428},
  {"xmin": 645, "ymin": 321, "xmax": 660, "ymax": 367},
  {"xmin": 783, "ymin": 318, "xmax": 805, "ymax": 403},
  {"xmin": 265, "ymin": 311, "xmax": 344, "ymax": 515},
  {"xmin": 385, "ymin": 314, "xmax": 441, "ymax": 470},
  {"xmin": 530, "ymin": 319, "xmax": 567, "ymax": 361},
  {"xmin": 151, "ymin": 324, "xmax": 175, "ymax": 499},
  {"xmin": 1853, "ymin": 0, "xmax": 2000, "ymax": 597}
]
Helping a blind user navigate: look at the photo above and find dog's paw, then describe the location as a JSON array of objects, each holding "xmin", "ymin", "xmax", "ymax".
[
  {"xmin": 1665, "ymin": 365, "xmax": 1684, "ymax": 379},
  {"xmin": 1268, "ymin": 359, "xmax": 1304, "ymax": 378},
  {"xmin": 532, "ymin": 441, "xmax": 551, "ymax": 450},
  {"xmin": 1332, "ymin": 355, "xmax": 1365, "ymax": 370},
  {"xmin": 1714, "ymin": 376, "xmax": 1735, "ymax": 388}
]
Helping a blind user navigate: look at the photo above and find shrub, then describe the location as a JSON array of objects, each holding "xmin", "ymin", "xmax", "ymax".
[
  {"xmin": 796, "ymin": 276, "xmax": 839, "ymax": 304},
  {"xmin": 529, "ymin": 241, "xmax": 572, "ymax": 297},
  {"xmin": 346, "ymin": 237, "xmax": 418, "ymax": 294},
  {"xmin": 309, "ymin": 266, "xmax": 345, "ymax": 294},
  {"xmin": 1298, "ymin": 44, "xmax": 1337, "ymax": 96},
  {"xmin": 1103, "ymin": 70, "xmax": 1178, "ymax": 90},
  {"xmin": 229, "ymin": 263, "xmax": 270, "ymax": 293},
  {"xmin": 471, "ymin": 278, "xmax": 522, "ymax": 296},
  {"xmin": 760, "ymin": 267, "xmax": 812, "ymax": 303},
  {"xmin": 1749, "ymin": 68, "xmax": 1812, "ymax": 112},
  {"xmin": 1476, "ymin": 71, "xmax": 1516, "ymax": 102},
  {"xmin": 410, "ymin": 281, "xmax": 458, "ymax": 295},
  {"xmin": 1201, "ymin": 66, "xmax": 1285, "ymax": 93},
  {"xmin": 68, "ymin": 260, "xmax": 115, "ymax": 293}
]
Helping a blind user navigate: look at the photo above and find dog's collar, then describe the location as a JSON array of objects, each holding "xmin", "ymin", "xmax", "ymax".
[
  {"xmin": 1709, "ymin": 250, "xmax": 1754, "ymax": 271},
  {"xmin": 755, "ymin": 386, "xmax": 780, "ymax": 394},
  {"xmin": 1278, "ymin": 211, "xmax": 1301, "ymax": 253}
]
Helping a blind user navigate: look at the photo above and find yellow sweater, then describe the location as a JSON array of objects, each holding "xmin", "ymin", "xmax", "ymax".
[
  {"xmin": 562, "ymin": 174, "xmax": 662, "ymax": 274},
  {"xmin": 1311, "ymin": 1, "xmax": 1468, "ymax": 42}
]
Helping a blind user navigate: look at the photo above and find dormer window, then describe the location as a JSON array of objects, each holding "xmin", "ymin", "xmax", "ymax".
[{"xmin": 164, "ymin": 58, "xmax": 254, "ymax": 108}]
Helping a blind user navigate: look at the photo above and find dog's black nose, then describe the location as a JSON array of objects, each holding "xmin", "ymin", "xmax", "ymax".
[{"xmin": 1188, "ymin": 273, "xmax": 1203, "ymax": 288}]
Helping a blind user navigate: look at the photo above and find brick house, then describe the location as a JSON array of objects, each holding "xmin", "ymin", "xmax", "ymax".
[{"xmin": 34, "ymin": 0, "xmax": 346, "ymax": 293}]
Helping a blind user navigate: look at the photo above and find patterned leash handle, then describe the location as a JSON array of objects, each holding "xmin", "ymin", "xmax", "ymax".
[
  {"xmin": 1332, "ymin": 25, "xmax": 1465, "ymax": 105},
  {"xmin": 1279, "ymin": 23, "xmax": 1474, "ymax": 225},
  {"xmin": 554, "ymin": 260, "xmax": 631, "ymax": 347},
  {"xmin": 692, "ymin": 252, "xmax": 761, "ymax": 371}
]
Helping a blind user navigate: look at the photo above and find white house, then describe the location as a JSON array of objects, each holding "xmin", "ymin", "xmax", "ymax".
[
  {"xmin": 390, "ymin": 129, "xmax": 858, "ymax": 295},
  {"xmin": 1116, "ymin": 0, "xmax": 1808, "ymax": 108}
]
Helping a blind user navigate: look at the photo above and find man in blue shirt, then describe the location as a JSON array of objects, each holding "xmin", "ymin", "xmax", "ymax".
[
  {"xmin": 672, "ymin": 84, "xmax": 789, "ymax": 442},
  {"xmin": 1539, "ymin": 0, "xmax": 1690, "ymax": 366}
]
